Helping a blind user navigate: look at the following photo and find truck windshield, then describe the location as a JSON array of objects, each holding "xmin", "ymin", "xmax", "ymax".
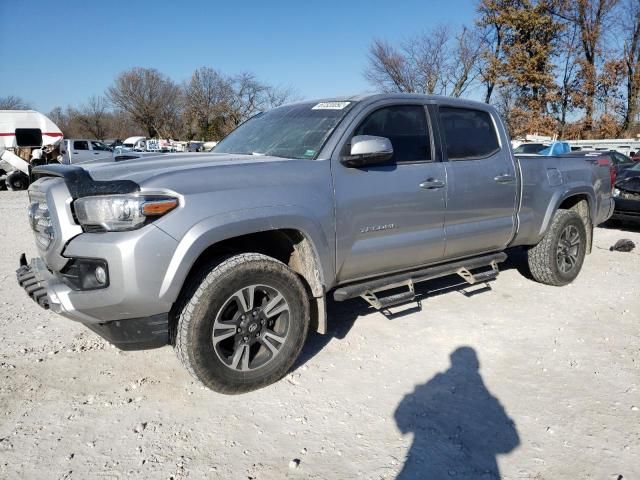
[{"xmin": 214, "ymin": 101, "xmax": 356, "ymax": 159}]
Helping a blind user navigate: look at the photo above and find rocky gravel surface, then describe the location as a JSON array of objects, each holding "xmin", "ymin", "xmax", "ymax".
[{"xmin": 0, "ymin": 190, "xmax": 638, "ymax": 479}]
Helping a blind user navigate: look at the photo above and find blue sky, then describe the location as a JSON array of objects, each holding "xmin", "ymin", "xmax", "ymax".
[{"xmin": 0, "ymin": 0, "xmax": 477, "ymax": 112}]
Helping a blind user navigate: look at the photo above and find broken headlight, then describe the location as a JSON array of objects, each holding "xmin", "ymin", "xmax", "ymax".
[{"xmin": 73, "ymin": 194, "xmax": 178, "ymax": 232}]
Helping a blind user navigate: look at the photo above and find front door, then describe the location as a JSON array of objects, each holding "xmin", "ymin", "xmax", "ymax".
[
  {"xmin": 71, "ymin": 140, "xmax": 93, "ymax": 163},
  {"xmin": 333, "ymin": 103, "xmax": 447, "ymax": 283},
  {"xmin": 437, "ymin": 105, "xmax": 518, "ymax": 259}
]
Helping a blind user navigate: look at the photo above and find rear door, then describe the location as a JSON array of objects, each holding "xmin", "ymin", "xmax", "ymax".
[
  {"xmin": 436, "ymin": 105, "xmax": 518, "ymax": 258},
  {"xmin": 333, "ymin": 102, "xmax": 447, "ymax": 282}
]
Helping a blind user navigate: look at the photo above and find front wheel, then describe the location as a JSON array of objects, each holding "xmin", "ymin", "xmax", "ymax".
[
  {"xmin": 527, "ymin": 209, "xmax": 587, "ymax": 286},
  {"xmin": 174, "ymin": 253, "xmax": 310, "ymax": 394},
  {"xmin": 6, "ymin": 171, "xmax": 29, "ymax": 191}
]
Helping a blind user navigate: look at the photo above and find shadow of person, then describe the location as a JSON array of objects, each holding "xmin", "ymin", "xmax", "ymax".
[{"xmin": 395, "ymin": 347, "xmax": 519, "ymax": 479}]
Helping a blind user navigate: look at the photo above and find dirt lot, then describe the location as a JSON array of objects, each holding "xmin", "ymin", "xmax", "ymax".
[{"xmin": 0, "ymin": 190, "xmax": 638, "ymax": 480}]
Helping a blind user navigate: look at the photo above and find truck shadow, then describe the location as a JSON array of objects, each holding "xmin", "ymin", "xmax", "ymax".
[
  {"xmin": 295, "ymin": 250, "xmax": 530, "ymax": 371},
  {"xmin": 599, "ymin": 220, "xmax": 640, "ymax": 233},
  {"xmin": 394, "ymin": 347, "xmax": 520, "ymax": 479}
]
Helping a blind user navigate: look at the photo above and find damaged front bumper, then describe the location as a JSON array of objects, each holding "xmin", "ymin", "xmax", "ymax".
[
  {"xmin": 612, "ymin": 197, "xmax": 640, "ymax": 222},
  {"xmin": 15, "ymin": 254, "xmax": 169, "ymax": 351}
]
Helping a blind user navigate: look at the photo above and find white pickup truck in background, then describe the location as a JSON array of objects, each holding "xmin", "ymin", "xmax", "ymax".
[{"xmin": 61, "ymin": 139, "xmax": 114, "ymax": 164}]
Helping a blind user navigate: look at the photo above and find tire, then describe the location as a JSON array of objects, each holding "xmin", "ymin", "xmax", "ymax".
[
  {"xmin": 174, "ymin": 253, "xmax": 310, "ymax": 394},
  {"xmin": 527, "ymin": 209, "xmax": 587, "ymax": 286},
  {"xmin": 0, "ymin": 170, "xmax": 6, "ymax": 191},
  {"xmin": 6, "ymin": 171, "xmax": 29, "ymax": 191}
]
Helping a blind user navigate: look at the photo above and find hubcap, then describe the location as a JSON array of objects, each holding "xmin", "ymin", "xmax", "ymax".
[
  {"xmin": 212, "ymin": 284, "xmax": 290, "ymax": 372},
  {"xmin": 557, "ymin": 225, "xmax": 581, "ymax": 274}
]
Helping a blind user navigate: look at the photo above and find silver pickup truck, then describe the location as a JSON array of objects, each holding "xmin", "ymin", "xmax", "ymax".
[{"xmin": 17, "ymin": 94, "xmax": 615, "ymax": 393}]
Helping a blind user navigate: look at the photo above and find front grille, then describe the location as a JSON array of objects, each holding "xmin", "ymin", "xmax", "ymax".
[{"xmin": 27, "ymin": 190, "xmax": 54, "ymax": 250}]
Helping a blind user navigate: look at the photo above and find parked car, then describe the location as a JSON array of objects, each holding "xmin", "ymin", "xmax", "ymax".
[
  {"xmin": 102, "ymin": 139, "xmax": 122, "ymax": 149},
  {"xmin": 17, "ymin": 94, "xmax": 615, "ymax": 394},
  {"xmin": 561, "ymin": 150, "xmax": 636, "ymax": 174},
  {"xmin": 513, "ymin": 142, "xmax": 548, "ymax": 154},
  {"xmin": 121, "ymin": 136, "xmax": 147, "ymax": 151},
  {"xmin": 612, "ymin": 162, "xmax": 640, "ymax": 223},
  {"xmin": 61, "ymin": 139, "xmax": 114, "ymax": 164},
  {"xmin": 187, "ymin": 141, "xmax": 204, "ymax": 152},
  {"xmin": 514, "ymin": 141, "xmax": 571, "ymax": 156}
]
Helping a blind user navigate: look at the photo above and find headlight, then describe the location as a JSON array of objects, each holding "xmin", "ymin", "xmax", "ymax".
[
  {"xmin": 73, "ymin": 194, "xmax": 178, "ymax": 232},
  {"xmin": 613, "ymin": 188, "xmax": 620, "ymax": 197},
  {"xmin": 28, "ymin": 190, "xmax": 54, "ymax": 250}
]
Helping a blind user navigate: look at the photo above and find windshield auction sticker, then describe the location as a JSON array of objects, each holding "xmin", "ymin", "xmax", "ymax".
[{"xmin": 312, "ymin": 101, "xmax": 351, "ymax": 110}]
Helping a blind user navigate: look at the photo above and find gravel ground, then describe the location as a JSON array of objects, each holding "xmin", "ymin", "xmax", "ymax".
[{"xmin": 0, "ymin": 190, "xmax": 638, "ymax": 480}]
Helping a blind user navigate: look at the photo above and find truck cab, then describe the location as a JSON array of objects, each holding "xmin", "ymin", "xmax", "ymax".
[
  {"xmin": 62, "ymin": 139, "xmax": 114, "ymax": 164},
  {"xmin": 121, "ymin": 136, "xmax": 147, "ymax": 152}
]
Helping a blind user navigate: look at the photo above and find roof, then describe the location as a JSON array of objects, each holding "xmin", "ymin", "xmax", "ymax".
[{"xmin": 286, "ymin": 93, "xmax": 494, "ymax": 110}]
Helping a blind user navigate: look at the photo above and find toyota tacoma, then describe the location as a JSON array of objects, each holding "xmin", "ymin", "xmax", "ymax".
[{"xmin": 17, "ymin": 94, "xmax": 615, "ymax": 393}]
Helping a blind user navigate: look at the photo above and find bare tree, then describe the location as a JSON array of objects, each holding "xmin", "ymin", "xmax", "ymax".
[
  {"xmin": 75, "ymin": 96, "xmax": 110, "ymax": 139},
  {"xmin": 553, "ymin": 23, "xmax": 582, "ymax": 136},
  {"xmin": 223, "ymin": 73, "xmax": 297, "ymax": 131},
  {"xmin": 556, "ymin": 0, "xmax": 619, "ymax": 132},
  {"xmin": 364, "ymin": 26, "xmax": 481, "ymax": 97},
  {"xmin": 621, "ymin": 0, "xmax": 640, "ymax": 132},
  {"xmin": 184, "ymin": 67, "xmax": 234, "ymax": 139},
  {"xmin": 0, "ymin": 95, "xmax": 31, "ymax": 110},
  {"xmin": 448, "ymin": 27, "xmax": 483, "ymax": 97},
  {"xmin": 477, "ymin": 0, "xmax": 509, "ymax": 103},
  {"xmin": 107, "ymin": 67, "xmax": 182, "ymax": 138}
]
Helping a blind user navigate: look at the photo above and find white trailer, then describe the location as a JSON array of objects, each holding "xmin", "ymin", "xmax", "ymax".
[{"xmin": 0, "ymin": 110, "xmax": 63, "ymax": 190}]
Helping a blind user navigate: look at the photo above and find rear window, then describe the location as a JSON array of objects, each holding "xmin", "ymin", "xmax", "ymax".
[
  {"xmin": 439, "ymin": 107, "xmax": 500, "ymax": 160},
  {"xmin": 74, "ymin": 141, "xmax": 89, "ymax": 150},
  {"xmin": 15, "ymin": 128, "xmax": 43, "ymax": 147}
]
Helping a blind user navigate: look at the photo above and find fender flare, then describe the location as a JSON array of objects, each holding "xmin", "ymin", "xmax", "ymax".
[
  {"xmin": 158, "ymin": 204, "xmax": 332, "ymax": 306},
  {"xmin": 537, "ymin": 186, "xmax": 596, "ymax": 240}
]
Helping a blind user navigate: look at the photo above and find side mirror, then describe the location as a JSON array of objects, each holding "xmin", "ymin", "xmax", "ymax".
[{"xmin": 341, "ymin": 135, "xmax": 393, "ymax": 168}]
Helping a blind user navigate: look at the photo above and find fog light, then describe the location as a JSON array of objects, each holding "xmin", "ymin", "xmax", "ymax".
[
  {"xmin": 95, "ymin": 266, "xmax": 107, "ymax": 285},
  {"xmin": 60, "ymin": 258, "xmax": 109, "ymax": 290}
]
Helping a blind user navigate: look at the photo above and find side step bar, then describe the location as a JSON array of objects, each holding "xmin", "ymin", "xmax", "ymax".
[{"xmin": 333, "ymin": 252, "xmax": 507, "ymax": 306}]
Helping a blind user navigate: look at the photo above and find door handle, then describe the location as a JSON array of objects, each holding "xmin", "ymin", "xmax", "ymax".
[
  {"xmin": 419, "ymin": 178, "xmax": 446, "ymax": 190},
  {"xmin": 494, "ymin": 174, "xmax": 515, "ymax": 184}
]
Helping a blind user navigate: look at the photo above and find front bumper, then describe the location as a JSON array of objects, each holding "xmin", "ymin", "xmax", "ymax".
[
  {"xmin": 612, "ymin": 197, "xmax": 640, "ymax": 222},
  {"xmin": 15, "ymin": 254, "xmax": 170, "ymax": 351}
]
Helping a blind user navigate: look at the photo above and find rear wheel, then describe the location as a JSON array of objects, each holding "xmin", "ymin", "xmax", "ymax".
[
  {"xmin": 527, "ymin": 209, "xmax": 587, "ymax": 286},
  {"xmin": 174, "ymin": 253, "xmax": 310, "ymax": 394}
]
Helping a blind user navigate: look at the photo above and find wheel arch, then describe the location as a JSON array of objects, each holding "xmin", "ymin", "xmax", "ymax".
[
  {"xmin": 538, "ymin": 189, "xmax": 595, "ymax": 248},
  {"xmin": 160, "ymin": 208, "xmax": 330, "ymax": 334}
]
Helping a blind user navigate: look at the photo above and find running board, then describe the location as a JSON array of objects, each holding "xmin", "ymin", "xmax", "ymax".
[
  {"xmin": 456, "ymin": 260, "xmax": 499, "ymax": 285},
  {"xmin": 361, "ymin": 281, "xmax": 416, "ymax": 310},
  {"xmin": 333, "ymin": 252, "xmax": 507, "ymax": 305}
]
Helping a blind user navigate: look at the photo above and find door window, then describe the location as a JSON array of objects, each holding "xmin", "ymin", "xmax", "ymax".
[
  {"xmin": 91, "ymin": 141, "xmax": 110, "ymax": 151},
  {"xmin": 353, "ymin": 105, "xmax": 432, "ymax": 163},
  {"xmin": 439, "ymin": 107, "xmax": 500, "ymax": 160},
  {"xmin": 73, "ymin": 140, "xmax": 89, "ymax": 150}
]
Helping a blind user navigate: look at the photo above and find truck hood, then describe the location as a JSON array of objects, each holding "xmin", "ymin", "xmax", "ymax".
[{"xmin": 82, "ymin": 152, "xmax": 293, "ymax": 184}]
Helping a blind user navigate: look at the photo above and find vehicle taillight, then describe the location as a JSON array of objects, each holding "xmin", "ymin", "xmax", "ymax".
[
  {"xmin": 596, "ymin": 157, "xmax": 617, "ymax": 193},
  {"xmin": 610, "ymin": 164, "xmax": 617, "ymax": 193}
]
